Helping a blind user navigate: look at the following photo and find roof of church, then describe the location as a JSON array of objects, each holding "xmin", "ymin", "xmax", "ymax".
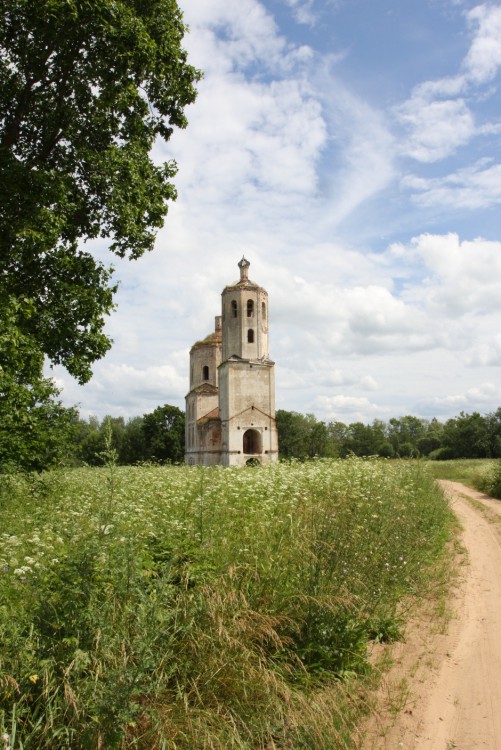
[
  {"xmin": 222, "ymin": 256, "xmax": 267, "ymax": 294},
  {"xmin": 223, "ymin": 278, "xmax": 266, "ymax": 293},
  {"xmin": 197, "ymin": 406, "xmax": 220, "ymax": 424},
  {"xmin": 191, "ymin": 329, "xmax": 222, "ymax": 349},
  {"xmin": 191, "ymin": 383, "xmax": 218, "ymax": 395},
  {"xmin": 225, "ymin": 354, "xmax": 275, "ymax": 366}
]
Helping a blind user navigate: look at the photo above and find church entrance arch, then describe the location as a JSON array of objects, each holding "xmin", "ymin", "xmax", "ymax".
[{"xmin": 243, "ymin": 428, "xmax": 261, "ymax": 455}]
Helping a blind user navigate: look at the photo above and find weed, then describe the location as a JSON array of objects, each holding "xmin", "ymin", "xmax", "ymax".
[
  {"xmin": 0, "ymin": 458, "xmax": 455, "ymax": 749},
  {"xmin": 427, "ymin": 458, "xmax": 497, "ymax": 491}
]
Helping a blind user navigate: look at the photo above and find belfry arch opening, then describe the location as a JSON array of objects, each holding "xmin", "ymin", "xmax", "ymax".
[
  {"xmin": 243, "ymin": 428, "xmax": 261, "ymax": 455},
  {"xmin": 202, "ymin": 365, "xmax": 209, "ymax": 380}
]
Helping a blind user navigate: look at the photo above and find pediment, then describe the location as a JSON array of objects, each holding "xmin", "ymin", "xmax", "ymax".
[{"xmin": 228, "ymin": 404, "xmax": 274, "ymax": 422}]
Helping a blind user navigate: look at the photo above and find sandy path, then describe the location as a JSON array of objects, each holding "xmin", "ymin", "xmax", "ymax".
[{"xmin": 362, "ymin": 481, "xmax": 501, "ymax": 750}]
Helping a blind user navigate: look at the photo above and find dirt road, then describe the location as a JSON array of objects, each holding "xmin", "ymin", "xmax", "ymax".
[{"xmin": 362, "ymin": 481, "xmax": 501, "ymax": 750}]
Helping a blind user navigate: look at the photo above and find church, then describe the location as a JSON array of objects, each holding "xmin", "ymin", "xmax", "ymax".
[{"xmin": 185, "ymin": 257, "xmax": 278, "ymax": 466}]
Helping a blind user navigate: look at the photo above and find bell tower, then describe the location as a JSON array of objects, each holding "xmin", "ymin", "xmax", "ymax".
[
  {"xmin": 221, "ymin": 256, "xmax": 269, "ymax": 361},
  {"xmin": 218, "ymin": 257, "xmax": 277, "ymax": 466}
]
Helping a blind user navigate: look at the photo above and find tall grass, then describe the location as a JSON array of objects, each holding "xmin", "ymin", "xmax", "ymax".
[
  {"xmin": 426, "ymin": 458, "xmax": 498, "ymax": 493},
  {"xmin": 0, "ymin": 458, "xmax": 454, "ymax": 749}
]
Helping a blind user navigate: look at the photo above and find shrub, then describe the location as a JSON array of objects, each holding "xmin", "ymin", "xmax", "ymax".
[{"xmin": 485, "ymin": 459, "xmax": 501, "ymax": 499}]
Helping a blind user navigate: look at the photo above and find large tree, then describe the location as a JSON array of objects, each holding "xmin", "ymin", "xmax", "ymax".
[{"xmin": 0, "ymin": 0, "xmax": 200, "ymax": 382}]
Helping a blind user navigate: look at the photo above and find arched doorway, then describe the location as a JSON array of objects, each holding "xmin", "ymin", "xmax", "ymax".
[
  {"xmin": 246, "ymin": 457, "xmax": 261, "ymax": 466},
  {"xmin": 243, "ymin": 428, "xmax": 261, "ymax": 455}
]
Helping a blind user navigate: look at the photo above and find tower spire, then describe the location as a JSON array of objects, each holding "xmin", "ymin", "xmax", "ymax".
[{"xmin": 238, "ymin": 256, "xmax": 250, "ymax": 282}]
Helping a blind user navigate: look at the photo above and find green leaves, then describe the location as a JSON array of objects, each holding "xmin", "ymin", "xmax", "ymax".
[
  {"xmin": 1, "ymin": 0, "xmax": 200, "ymax": 253},
  {"xmin": 0, "ymin": 294, "xmax": 78, "ymax": 472},
  {"xmin": 141, "ymin": 404, "xmax": 185, "ymax": 463},
  {"xmin": 0, "ymin": 0, "xmax": 200, "ymax": 383}
]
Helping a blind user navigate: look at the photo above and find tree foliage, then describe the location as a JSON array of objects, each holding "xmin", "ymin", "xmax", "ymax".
[
  {"xmin": 0, "ymin": 0, "xmax": 200, "ymax": 382},
  {"xmin": 0, "ymin": 294, "xmax": 77, "ymax": 471},
  {"xmin": 275, "ymin": 408, "xmax": 501, "ymax": 461},
  {"xmin": 142, "ymin": 404, "xmax": 185, "ymax": 463},
  {"xmin": 0, "ymin": 0, "xmax": 199, "ymax": 472},
  {"xmin": 73, "ymin": 405, "xmax": 184, "ymax": 465}
]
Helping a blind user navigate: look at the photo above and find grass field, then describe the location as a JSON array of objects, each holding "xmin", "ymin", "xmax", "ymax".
[
  {"xmin": 0, "ymin": 458, "xmax": 455, "ymax": 749},
  {"xmin": 426, "ymin": 458, "xmax": 498, "ymax": 491}
]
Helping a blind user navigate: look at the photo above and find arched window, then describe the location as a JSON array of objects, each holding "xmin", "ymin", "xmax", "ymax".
[
  {"xmin": 202, "ymin": 365, "xmax": 209, "ymax": 380},
  {"xmin": 247, "ymin": 329, "xmax": 254, "ymax": 343},
  {"xmin": 247, "ymin": 299, "xmax": 254, "ymax": 317},
  {"xmin": 231, "ymin": 300, "xmax": 238, "ymax": 318},
  {"xmin": 243, "ymin": 429, "xmax": 262, "ymax": 455},
  {"xmin": 262, "ymin": 302, "xmax": 266, "ymax": 319}
]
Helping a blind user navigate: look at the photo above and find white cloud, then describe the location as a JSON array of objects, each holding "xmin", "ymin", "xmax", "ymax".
[
  {"xmin": 156, "ymin": 3, "xmax": 327, "ymax": 233},
  {"xmin": 416, "ymin": 383, "xmax": 501, "ymax": 417},
  {"xmin": 176, "ymin": 0, "xmax": 396, "ymax": 231},
  {"xmin": 395, "ymin": 3, "xmax": 501, "ymax": 163},
  {"xmin": 318, "ymin": 78, "xmax": 396, "ymax": 222},
  {"xmin": 53, "ymin": 362, "xmax": 186, "ymax": 420},
  {"xmin": 463, "ymin": 4, "xmax": 501, "ymax": 84},
  {"xmin": 396, "ymin": 96, "xmax": 475, "ymax": 163},
  {"xmin": 283, "ymin": 0, "xmax": 317, "ymax": 25},
  {"xmin": 402, "ymin": 159, "xmax": 501, "ymax": 209},
  {"xmin": 360, "ymin": 375, "xmax": 379, "ymax": 391},
  {"xmin": 313, "ymin": 394, "xmax": 385, "ymax": 423},
  {"xmin": 467, "ymin": 334, "xmax": 501, "ymax": 367},
  {"xmin": 182, "ymin": 0, "xmax": 287, "ymax": 72},
  {"xmin": 401, "ymin": 233, "xmax": 501, "ymax": 317}
]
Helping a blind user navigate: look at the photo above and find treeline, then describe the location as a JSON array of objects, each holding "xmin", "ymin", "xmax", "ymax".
[
  {"xmin": 276, "ymin": 408, "xmax": 501, "ymax": 460},
  {"xmin": 71, "ymin": 405, "xmax": 185, "ymax": 466},
  {"xmin": 0, "ymin": 400, "xmax": 185, "ymax": 473},
  {"xmin": 3, "ymin": 397, "xmax": 501, "ymax": 474},
  {"xmin": 41, "ymin": 405, "xmax": 501, "ymax": 465}
]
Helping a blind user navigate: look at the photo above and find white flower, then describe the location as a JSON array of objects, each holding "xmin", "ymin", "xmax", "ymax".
[{"xmin": 13, "ymin": 566, "xmax": 31, "ymax": 576}]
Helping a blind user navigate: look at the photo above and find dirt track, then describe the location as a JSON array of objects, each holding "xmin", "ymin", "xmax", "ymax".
[{"xmin": 362, "ymin": 481, "xmax": 501, "ymax": 750}]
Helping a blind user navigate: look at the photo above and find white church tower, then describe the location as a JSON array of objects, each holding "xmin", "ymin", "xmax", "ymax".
[{"xmin": 185, "ymin": 258, "xmax": 278, "ymax": 466}]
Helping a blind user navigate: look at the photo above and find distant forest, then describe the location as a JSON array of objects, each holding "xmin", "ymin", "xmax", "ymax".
[
  {"xmin": 3, "ymin": 401, "xmax": 501, "ymax": 473},
  {"xmin": 55, "ymin": 405, "xmax": 501, "ymax": 468},
  {"xmin": 274, "ymin": 408, "xmax": 501, "ymax": 461}
]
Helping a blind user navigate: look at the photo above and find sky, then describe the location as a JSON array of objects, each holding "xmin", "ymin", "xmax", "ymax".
[{"xmin": 52, "ymin": 0, "xmax": 501, "ymax": 425}]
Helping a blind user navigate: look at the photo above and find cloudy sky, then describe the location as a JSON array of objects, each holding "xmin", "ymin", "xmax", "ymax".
[{"xmin": 53, "ymin": 0, "xmax": 501, "ymax": 425}]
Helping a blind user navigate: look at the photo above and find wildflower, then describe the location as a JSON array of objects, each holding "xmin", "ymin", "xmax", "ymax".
[{"xmin": 14, "ymin": 566, "xmax": 31, "ymax": 575}]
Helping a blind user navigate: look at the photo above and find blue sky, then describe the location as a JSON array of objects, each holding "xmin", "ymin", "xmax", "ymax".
[{"xmin": 53, "ymin": 0, "xmax": 501, "ymax": 425}]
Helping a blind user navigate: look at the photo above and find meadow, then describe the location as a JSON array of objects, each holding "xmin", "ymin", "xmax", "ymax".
[
  {"xmin": 0, "ymin": 458, "xmax": 455, "ymax": 749},
  {"xmin": 426, "ymin": 458, "xmax": 499, "ymax": 493}
]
